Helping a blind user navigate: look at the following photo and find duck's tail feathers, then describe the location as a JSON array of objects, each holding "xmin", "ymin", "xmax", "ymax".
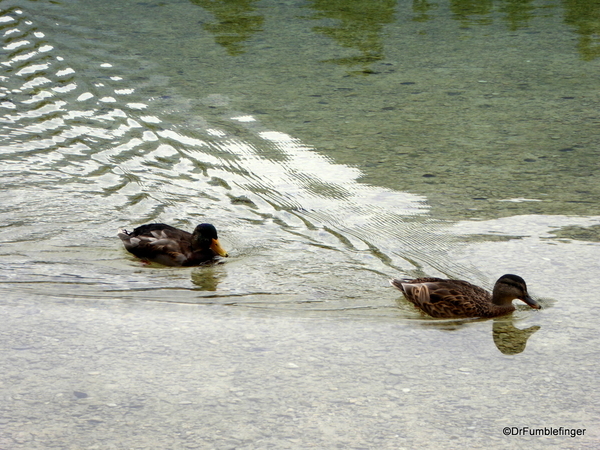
[
  {"xmin": 389, "ymin": 278, "xmax": 407, "ymax": 292},
  {"xmin": 117, "ymin": 228, "xmax": 131, "ymax": 239}
]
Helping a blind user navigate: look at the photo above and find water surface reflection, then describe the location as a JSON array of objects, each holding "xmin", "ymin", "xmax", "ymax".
[
  {"xmin": 191, "ymin": 0, "xmax": 600, "ymax": 67},
  {"xmin": 2, "ymin": 2, "xmax": 600, "ymax": 448},
  {"xmin": 0, "ymin": 3, "xmax": 447, "ymax": 315},
  {"xmin": 192, "ymin": 0, "xmax": 263, "ymax": 56},
  {"xmin": 492, "ymin": 317, "xmax": 540, "ymax": 355}
]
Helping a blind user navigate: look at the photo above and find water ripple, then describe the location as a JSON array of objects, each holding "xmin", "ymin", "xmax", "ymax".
[{"xmin": 0, "ymin": 3, "xmax": 484, "ymax": 312}]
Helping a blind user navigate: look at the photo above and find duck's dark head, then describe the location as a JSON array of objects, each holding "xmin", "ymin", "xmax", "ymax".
[
  {"xmin": 492, "ymin": 274, "xmax": 540, "ymax": 309},
  {"xmin": 192, "ymin": 223, "xmax": 228, "ymax": 257}
]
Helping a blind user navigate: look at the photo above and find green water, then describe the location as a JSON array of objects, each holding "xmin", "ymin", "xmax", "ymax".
[
  {"xmin": 60, "ymin": 0, "xmax": 600, "ymax": 220},
  {"xmin": 1, "ymin": 0, "xmax": 599, "ymax": 448}
]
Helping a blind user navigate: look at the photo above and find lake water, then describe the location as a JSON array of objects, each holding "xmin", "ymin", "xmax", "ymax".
[{"xmin": 1, "ymin": 0, "xmax": 599, "ymax": 448}]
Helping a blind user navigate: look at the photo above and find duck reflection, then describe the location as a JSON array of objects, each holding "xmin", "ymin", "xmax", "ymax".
[
  {"xmin": 492, "ymin": 316, "xmax": 540, "ymax": 355},
  {"xmin": 406, "ymin": 312, "xmax": 540, "ymax": 355},
  {"xmin": 191, "ymin": 264, "xmax": 226, "ymax": 291}
]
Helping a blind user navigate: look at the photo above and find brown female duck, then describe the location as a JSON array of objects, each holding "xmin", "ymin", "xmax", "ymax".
[
  {"xmin": 390, "ymin": 274, "xmax": 540, "ymax": 318},
  {"xmin": 118, "ymin": 223, "xmax": 228, "ymax": 266}
]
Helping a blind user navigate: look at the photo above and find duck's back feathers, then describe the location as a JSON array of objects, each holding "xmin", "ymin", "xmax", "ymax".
[
  {"xmin": 126, "ymin": 223, "xmax": 189, "ymax": 238},
  {"xmin": 118, "ymin": 223, "xmax": 226, "ymax": 266}
]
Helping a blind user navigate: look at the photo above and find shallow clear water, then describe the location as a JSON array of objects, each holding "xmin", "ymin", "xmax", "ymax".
[{"xmin": 1, "ymin": 0, "xmax": 599, "ymax": 448}]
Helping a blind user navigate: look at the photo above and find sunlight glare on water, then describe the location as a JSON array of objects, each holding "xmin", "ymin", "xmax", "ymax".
[{"xmin": 0, "ymin": 1, "xmax": 481, "ymax": 312}]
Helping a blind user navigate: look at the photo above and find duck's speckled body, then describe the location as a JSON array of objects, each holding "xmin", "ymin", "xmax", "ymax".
[
  {"xmin": 118, "ymin": 223, "xmax": 227, "ymax": 266},
  {"xmin": 390, "ymin": 274, "xmax": 540, "ymax": 318}
]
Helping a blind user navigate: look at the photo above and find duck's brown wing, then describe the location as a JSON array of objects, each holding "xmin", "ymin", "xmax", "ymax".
[
  {"xmin": 129, "ymin": 223, "xmax": 192, "ymax": 240},
  {"xmin": 391, "ymin": 278, "xmax": 487, "ymax": 318},
  {"xmin": 118, "ymin": 227, "xmax": 193, "ymax": 266},
  {"xmin": 419, "ymin": 285, "xmax": 482, "ymax": 318}
]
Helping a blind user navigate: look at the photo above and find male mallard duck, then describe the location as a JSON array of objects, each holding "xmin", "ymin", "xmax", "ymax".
[
  {"xmin": 118, "ymin": 223, "xmax": 228, "ymax": 266},
  {"xmin": 390, "ymin": 274, "xmax": 540, "ymax": 318}
]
